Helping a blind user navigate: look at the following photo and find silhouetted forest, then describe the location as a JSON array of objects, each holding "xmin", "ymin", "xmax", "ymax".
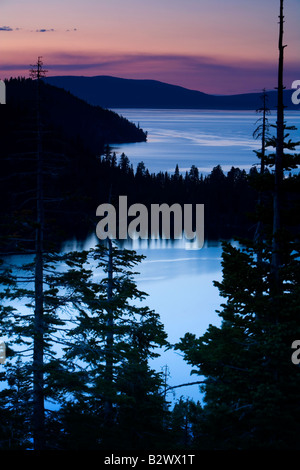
[
  {"xmin": 0, "ymin": 78, "xmax": 263, "ymax": 252},
  {"xmin": 5, "ymin": 77, "xmax": 147, "ymax": 150},
  {"xmin": 1, "ymin": 78, "xmax": 300, "ymax": 250},
  {"xmin": 1, "ymin": 28, "xmax": 300, "ymax": 451}
]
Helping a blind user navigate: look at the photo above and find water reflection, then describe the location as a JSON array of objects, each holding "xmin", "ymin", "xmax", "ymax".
[
  {"xmin": 5, "ymin": 234, "xmax": 226, "ymax": 403},
  {"xmin": 111, "ymin": 109, "xmax": 300, "ymax": 175},
  {"xmin": 65, "ymin": 234, "xmax": 225, "ymax": 402}
]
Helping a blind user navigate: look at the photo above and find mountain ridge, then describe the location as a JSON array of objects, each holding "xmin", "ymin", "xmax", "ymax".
[
  {"xmin": 44, "ymin": 75, "xmax": 299, "ymax": 110},
  {"xmin": 4, "ymin": 77, "xmax": 147, "ymax": 154}
]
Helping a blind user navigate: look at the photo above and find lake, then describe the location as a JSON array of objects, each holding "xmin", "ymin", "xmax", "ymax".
[
  {"xmin": 5, "ymin": 234, "xmax": 225, "ymax": 406},
  {"xmin": 76, "ymin": 234, "xmax": 225, "ymax": 404},
  {"xmin": 105, "ymin": 108, "xmax": 300, "ymax": 403},
  {"xmin": 128, "ymin": 238, "xmax": 225, "ymax": 404},
  {"xmin": 111, "ymin": 108, "xmax": 300, "ymax": 175},
  {"xmin": 5, "ymin": 108, "xmax": 300, "ymax": 406}
]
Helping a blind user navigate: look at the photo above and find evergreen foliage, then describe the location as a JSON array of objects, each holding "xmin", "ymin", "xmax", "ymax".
[
  {"xmin": 175, "ymin": 1, "xmax": 300, "ymax": 449},
  {"xmin": 1, "ymin": 1, "xmax": 300, "ymax": 449}
]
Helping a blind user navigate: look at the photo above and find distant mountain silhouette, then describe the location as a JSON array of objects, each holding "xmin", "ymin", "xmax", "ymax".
[{"xmin": 44, "ymin": 75, "xmax": 299, "ymax": 110}]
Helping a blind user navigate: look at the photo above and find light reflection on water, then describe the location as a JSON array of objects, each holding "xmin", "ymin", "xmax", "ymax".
[
  {"xmin": 128, "ymin": 238, "xmax": 224, "ymax": 403},
  {"xmin": 4, "ymin": 234, "xmax": 226, "ymax": 403},
  {"xmin": 65, "ymin": 234, "xmax": 226, "ymax": 403},
  {"xmin": 111, "ymin": 109, "xmax": 300, "ymax": 175}
]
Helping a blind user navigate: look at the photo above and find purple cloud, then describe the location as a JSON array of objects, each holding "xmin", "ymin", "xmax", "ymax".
[
  {"xmin": 43, "ymin": 52, "xmax": 298, "ymax": 94},
  {"xmin": 36, "ymin": 28, "xmax": 55, "ymax": 32},
  {"xmin": 0, "ymin": 51, "xmax": 298, "ymax": 94},
  {"xmin": 0, "ymin": 26, "xmax": 13, "ymax": 31}
]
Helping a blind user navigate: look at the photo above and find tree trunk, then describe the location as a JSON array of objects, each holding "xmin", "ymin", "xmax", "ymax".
[
  {"xmin": 255, "ymin": 90, "xmax": 268, "ymax": 267},
  {"xmin": 104, "ymin": 239, "xmax": 114, "ymax": 422},
  {"xmin": 271, "ymin": 0, "xmax": 285, "ymax": 294},
  {"xmin": 32, "ymin": 60, "xmax": 45, "ymax": 450}
]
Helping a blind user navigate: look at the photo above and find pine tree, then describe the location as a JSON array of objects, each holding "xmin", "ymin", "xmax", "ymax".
[
  {"xmin": 0, "ymin": 58, "xmax": 87, "ymax": 449},
  {"xmin": 0, "ymin": 58, "xmax": 49, "ymax": 450},
  {"xmin": 175, "ymin": 0, "xmax": 300, "ymax": 449},
  {"xmin": 53, "ymin": 242, "xmax": 169, "ymax": 449},
  {"xmin": 252, "ymin": 89, "xmax": 271, "ymax": 266},
  {"xmin": 0, "ymin": 249, "xmax": 81, "ymax": 448},
  {"xmin": 29, "ymin": 56, "xmax": 48, "ymax": 450},
  {"xmin": 168, "ymin": 398, "xmax": 203, "ymax": 449}
]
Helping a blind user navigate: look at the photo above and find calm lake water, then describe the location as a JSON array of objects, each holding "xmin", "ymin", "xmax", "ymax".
[
  {"xmin": 75, "ymin": 235, "xmax": 225, "ymax": 404},
  {"xmin": 126, "ymin": 238, "xmax": 224, "ymax": 404},
  {"xmin": 107, "ymin": 108, "xmax": 300, "ymax": 402},
  {"xmin": 112, "ymin": 108, "xmax": 300, "ymax": 175},
  {"xmin": 4, "ymin": 109, "xmax": 300, "ymax": 405}
]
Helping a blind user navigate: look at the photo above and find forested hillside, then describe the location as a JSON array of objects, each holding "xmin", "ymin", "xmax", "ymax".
[
  {"xmin": 5, "ymin": 77, "xmax": 147, "ymax": 152},
  {"xmin": 1, "ymin": 14, "xmax": 300, "ymax": 448},
  {"xmin": 0, "ymin": 77, "xmax": 264, "ymax": 251}
]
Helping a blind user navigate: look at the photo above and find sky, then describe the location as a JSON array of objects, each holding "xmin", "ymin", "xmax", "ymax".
[{"xmin": 0, "ymin": 0, "xmax": 299, "ymax": 94}]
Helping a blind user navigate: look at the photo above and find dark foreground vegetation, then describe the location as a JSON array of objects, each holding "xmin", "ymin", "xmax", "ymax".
[{"xmin": 1, "ymin": 12, "xmax": 300, "ymax": 448}]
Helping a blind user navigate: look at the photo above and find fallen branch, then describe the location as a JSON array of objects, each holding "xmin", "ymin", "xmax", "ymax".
[{"xmin": 162, "ymin": 380, "xmax": 205, "ymax": 395}]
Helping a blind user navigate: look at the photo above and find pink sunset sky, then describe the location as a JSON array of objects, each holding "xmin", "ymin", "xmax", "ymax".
[{"xmin": 0, "ymin": 0, "xmax": 299, "ymax": 95}]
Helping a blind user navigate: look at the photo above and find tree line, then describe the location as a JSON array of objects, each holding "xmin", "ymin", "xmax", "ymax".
[
  {"xmin": 1, "ymin": 0, "xmax": 300, "ymax": 449},
  {"xmin": 1, "ymin": 75, "xmax": 261, "ymax": 251},
  {"xmin": 176, "ymin": 0, "xmax": 300, "ymax": 449}
]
